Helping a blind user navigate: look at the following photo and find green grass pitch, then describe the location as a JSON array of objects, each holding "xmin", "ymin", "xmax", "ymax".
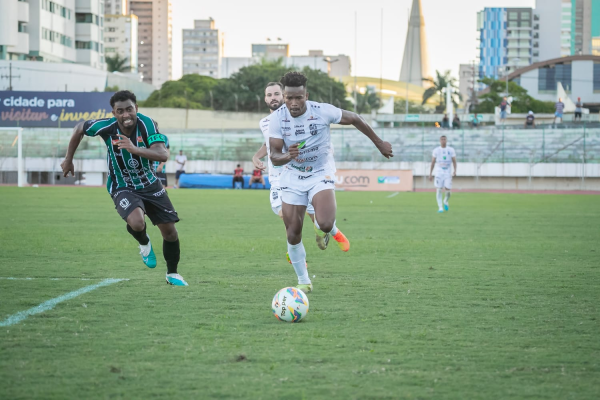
[{"xmin": 0, "ymin": 187, "xmax": 599, "ymax": 399}]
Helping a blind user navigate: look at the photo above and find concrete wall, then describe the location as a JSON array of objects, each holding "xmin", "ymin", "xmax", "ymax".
[{"xmin": 3, "ymin": 158, "xmax": 599, "ymax": 191}]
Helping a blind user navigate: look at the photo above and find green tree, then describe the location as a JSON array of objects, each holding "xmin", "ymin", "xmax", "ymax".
[
  {"xmin": 105, "ymin": 85, "xmax": 119, "ymax": 92},
  {"xmin": 393, "ymin": 99, "xmax": 431, "ymax": 114},
  {"xmin": 106, "ymin": 54, "xmax": 130, "ymax": 73},
  {"xmin": 140, "ymin": 74, "xmax": 218, "ymax": 109},
  {"xmin": 422, "ymin": 70, "xmax": 461, "ymax": 113},
  {"xmin": 473, "ymin": 77, "xmax": 555, "ymax": 114},
  {"xmin": 351, "ymin": 88, "xmax": 381, "ymax": 114},
  {"xmin": 141, "ymin": 59, "xmax": 351, "ymax": 112}
]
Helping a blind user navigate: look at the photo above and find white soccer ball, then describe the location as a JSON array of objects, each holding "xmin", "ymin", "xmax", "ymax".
[{"xmin": 271, "ymin": 287, "xmax": 309, "ymax": 322}]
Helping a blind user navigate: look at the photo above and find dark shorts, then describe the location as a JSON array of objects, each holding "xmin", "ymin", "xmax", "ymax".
[
  {"xmin": 176, "ymin": 170, "xmax": 185, "ymax": 179},
  {"xmin": 112, "ymin": 180, "xmax": 179, "ymax": 226},
  {"xmin": 575, "ymin": 111, "xmax": 582, "ymax": 118},
  {"xmin": 156, "ymin": 172, "xmax": 168, "ymax": 187}
]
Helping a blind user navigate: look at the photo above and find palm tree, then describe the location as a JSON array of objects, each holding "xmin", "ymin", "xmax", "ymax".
[
  {"xmin": 106, "ymin": 54, "xmax": 130, "ymax": 73},
  {"xmin": 353, "ymin": 87, "xmax": 381, "ymax": 114},
  {"xmin": 422, "ymin": 70, "xmax": 461, "ymax": 113}
]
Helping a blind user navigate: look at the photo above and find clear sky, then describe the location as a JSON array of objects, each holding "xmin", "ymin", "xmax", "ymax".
[{"xmin": 171, "ymin": 0, "xmax": 535, "ymax": 81}]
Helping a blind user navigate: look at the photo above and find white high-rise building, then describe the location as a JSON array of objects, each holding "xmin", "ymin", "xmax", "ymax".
[
  {"xmin": 104, "ymin": 14, "xmax": 138, "ymax": 72},
  {"xmin": 129, "ymin": 0, "xmax": 172, "ymax": 87},
  {"xmin": 0, "ymin": 0, "xmax": 105, "ymax": 70},
  {"xmin": 182, "ymin": 19, "xmax": 222, "ymax": 78},
  {"xmin": 105, "ymin": 0, "xmax": 126, "ymax": 15},
  {"xmin": 0, "ymin": 0, "xmax": 31, "ymax": 61}
]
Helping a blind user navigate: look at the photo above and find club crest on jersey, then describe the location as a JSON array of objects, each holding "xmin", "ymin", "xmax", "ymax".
[
  {"xmin": 272, "ymin": 191, "xmax": 278, "ymax": 200},
  {"xmin": 112, "ymin": 138, "xmax": 120, "ymax": 145},
  {"xmin": 128, "ymin": 159, "xmax": 139, "ymax": 168},
  {"xmin": 309, "ymin": 124, "xmax": 318, "ymax": 135},
  {"xmin": 306, "ymin": 166, "xmax": 313, "ymax": 172}
]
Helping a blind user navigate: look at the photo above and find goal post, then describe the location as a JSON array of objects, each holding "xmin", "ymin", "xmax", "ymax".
[{"xmin": 0, "ymin": 127, "xmax": 25, "ymax": 187}]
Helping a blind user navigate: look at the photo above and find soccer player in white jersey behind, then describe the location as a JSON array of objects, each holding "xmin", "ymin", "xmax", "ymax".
[
  {"xmin": 429, "ymin": 135, "xmax": 457, "ymax": 213},
  {"xmin": 269, "ymin": 72, "xmax": 393, "ymax": 293},
  {"xmin": 253, "ymin": 82, "xmax": 334, "ymax": 254}
]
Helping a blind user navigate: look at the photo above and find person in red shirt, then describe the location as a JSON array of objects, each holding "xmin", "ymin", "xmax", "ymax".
[
  {"xmin": 249, "ymin": 167, "xmax": 266, "ymax": 188},
  {"xmin": 233, "ymin": 164, "xmax": 244, "ymax": 189}
]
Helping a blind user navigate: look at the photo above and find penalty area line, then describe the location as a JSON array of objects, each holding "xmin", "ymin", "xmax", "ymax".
[
  {"xmin": 0, "ymin": 278, "xmax": 127, "ymax": 327},
  {"xmin": 0, "ymin": 277, "xmax": 130, "ymax": 281}
]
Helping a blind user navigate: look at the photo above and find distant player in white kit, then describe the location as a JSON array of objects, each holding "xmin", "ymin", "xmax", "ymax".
[
  {"xmin": 269, "ymin": 72, "xmax": 393, "ymax": 293},
  {"xmin": 429, "ymin": 135, "xmax": 457, "ymax": 213},
  {"xmin": 252, "ymin": 82, "xmax": 329, "ymax": 253}
]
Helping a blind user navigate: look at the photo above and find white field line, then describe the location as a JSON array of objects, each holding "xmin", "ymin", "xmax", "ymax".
[
  {"xmin": 386, "ymin": 192, "xmax": 400, "ymax": 198},
  {"xmin": 0, "ymin": 278, "xmax": 127, "ymax": 327},
  {"xmin": 0, "ymin": 277, "xmax": 130, "ymax": 281}
]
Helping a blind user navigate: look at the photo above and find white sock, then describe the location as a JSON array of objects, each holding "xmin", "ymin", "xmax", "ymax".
[
  {"xmin": 314, "ymin": 217, "xmax": 338, "ymax": 235},
  {"xmin": 444, "ymin": 191, "xmax": 451, "ymax": 204},
  {"xmin": 436, "ymin": 188, "xmax": 443, "ymax": 209},
  {"xmin": 287, "ymin": 241, "xmax": 310, "ymax": 284}
]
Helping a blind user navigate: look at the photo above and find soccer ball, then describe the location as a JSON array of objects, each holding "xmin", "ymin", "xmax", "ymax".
[{"xmin": 271, "ymin": 287, "xmax": 309, "ymax": 322}]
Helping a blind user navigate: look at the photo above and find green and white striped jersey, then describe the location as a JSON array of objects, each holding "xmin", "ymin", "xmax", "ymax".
[{"xmin": 83, "ymin": 113, "xmax": 167, "ymax": 193}]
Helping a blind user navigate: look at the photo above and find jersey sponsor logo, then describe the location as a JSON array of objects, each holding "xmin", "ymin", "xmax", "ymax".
[
  {"xmin": 299, "ymin": 146, "xmax": 318, "ymax": 155},
  {"xmin": 128, "ymin": 159, "xmax": 140, "ymax": 168},
  {"xmin": 137, "ymin": 136, "xmax": 144, "ymax": 143},
  {"xmin": 307, "ymin": 116, "xmax": 318, "ymax": 121},
  {"xmin": 296, "ymin": 155, "xmax": 318, "ymax": 163},
  {"xmin": 298, "ymin": 174, "xmax": 313, "ymax": 180},
  {"xmin": 153, "ymin": 188, "xmax": 166, "ymax": 197},
  {"xmin": 309, "ymin": 124, "xmax": 318, "ymax": 136},
  {"xmin": 289, "ymin": 164, "xmax": 310, "ymax": 172},
  {"xmin": 295, "ymin": 129, "xmax": 305, "ymax": 135},
  {"xmin": 119, "ymin": 198, "xmax": 131, "ymax": 210},
  {"xmin": 294, "ymin": 125, "xmax": 304, "ymax": 128},
  {"xmin": 282, "ymin": 119, "xmax": 290, "ymax": 122},
  {"xmin": 321, "ymin": 179, "xmax": 335, "ymax": 184}
]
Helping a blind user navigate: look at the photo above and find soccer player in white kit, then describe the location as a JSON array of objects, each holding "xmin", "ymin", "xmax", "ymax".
[
  {"xmin": 269, "ymin": 72, "xmax": 393, "ymax": 293},
  {"xmin": 429, "ymin": 135, "xmax": 457, "ymax": 213},
  {"xmin": 252, "ymin": 82, "xmax": 328, "ymax": 252}
]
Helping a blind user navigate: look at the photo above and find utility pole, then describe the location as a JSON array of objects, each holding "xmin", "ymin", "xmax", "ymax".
[{"xmin": 0, "ymin": 62, "xmax": 21, "ymax": 90}]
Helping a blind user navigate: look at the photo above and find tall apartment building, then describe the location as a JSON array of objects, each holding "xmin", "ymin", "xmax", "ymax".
[
  {"xmin": 129, "ymin": 0, "xmax": 171, "ymax": 87},
  {"xmin": 105, "ymin": 0, "xmax": 126, "ymax": 15},
  {"xmin": 0, "ymin": 0, "xmax": 105, "ymax": 70},
  {"xmin": 477, "ymin": 7, "xmax": 536, "ymax": 79},
  {"xmin": 252, "ymin": 43, "xmax": 289, "ymax": 59},
  {"xmin": 104, "ymin": 14, "xmax": 138, "ymax": 72},
  {"xmin": 182, "ymin": 19, "xmax": 222, "ymax": 78},
  {"xmin": 536, "ymin": 0, "xmax": 600, "ymax": 58},
  {"xmin": 458, "ymin": 63, "xmax": 478, "ymax": 108}
]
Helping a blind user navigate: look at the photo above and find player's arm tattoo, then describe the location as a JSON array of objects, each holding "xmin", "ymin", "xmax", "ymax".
[{"xmin": 269, "ymin": 138, "xmax": 296, "ymax": 166}]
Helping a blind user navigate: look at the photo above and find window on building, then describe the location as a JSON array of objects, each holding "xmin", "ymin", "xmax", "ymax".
[
  {"xmin": 538, "ymin": 62, "xmax": 572, "ymax": 92},
  {"xmin": 521, "ymin": 12, "xmax": 530, "ymax": 20},
  {"xmin": 107, "ymin": 27, "xmax": 116, "ymax": 32},
  {"xmin": 18, "ymin": 22, "xmax": 27, "ymax": 33},
  {"xmin": 107, "ymin": 38, "xmax": 117, "ymax": 42},
  {"xmin": 508, "ymin": 21, "xmax": 518, "ymax": 27},
  {"xmin": 509, "ymin": 12, "xmax": 518, "ymax": 20},
  {"xmin": 521, "ymin": 20, "xmax": 530, "ymax": 27},
  {"xmin": 594, "ymin": 63, "xmax": 600, "ymax": 91},
  {"xmin": 76, "ymin": 13, "xmax": 93, "ymax": 23}
]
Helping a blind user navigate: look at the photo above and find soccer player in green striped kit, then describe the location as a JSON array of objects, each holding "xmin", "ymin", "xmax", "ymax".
[{"xmin": 61, "ymin": 90, "xmax": 188, "ymax": 286}]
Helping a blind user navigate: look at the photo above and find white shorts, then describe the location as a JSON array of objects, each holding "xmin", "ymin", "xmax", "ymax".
[
  {"xmin": 270, "ymin": 186, "xmax": 314, "ymax": 215},
  {"xmin": 434, "ymin": 174, "xmax": 452, "ymax": 189},
  {"xmin": 279, "ymin": 172, "xmax": 335, "ymax": 208}
]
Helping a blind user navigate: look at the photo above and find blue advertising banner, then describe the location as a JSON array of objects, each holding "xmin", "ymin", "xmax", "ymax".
[{"xmin": 0, "ymin": 91, "xmax": 115, "ymax": 128}]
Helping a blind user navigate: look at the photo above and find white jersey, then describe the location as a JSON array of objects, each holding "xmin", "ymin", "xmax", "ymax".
[
  {"xmin": 432, "ymin": 146, "xmax": 456, "ymax": 176},
  {"xmin": 268, "ymin": 101, "xmax": 341, "ymax": 177},
  {"xmin": 259, "ymin": 115, "xmax": 283, "ymax": 186}
]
